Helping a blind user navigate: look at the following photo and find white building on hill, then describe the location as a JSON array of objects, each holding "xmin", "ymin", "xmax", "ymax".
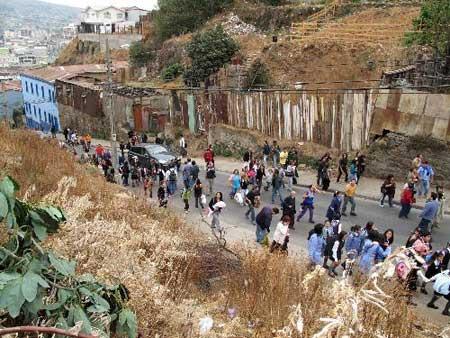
[{"xmin": 77, "ymin": 6, "xmax": 148, "ymax": 34}]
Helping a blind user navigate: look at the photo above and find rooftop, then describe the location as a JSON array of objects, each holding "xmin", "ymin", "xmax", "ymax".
[
  {"xmin": 20, "ymin": 62, "xmax": 128, "ymax": 83},
  {"xmin": 0, "ymin": 80, "xmax": 21, "ymax": 92}
]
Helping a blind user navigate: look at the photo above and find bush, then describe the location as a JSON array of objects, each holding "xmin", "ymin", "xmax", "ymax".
[
  {"xmin": 129, "ymin": 40, "xmax": 154, "ymax": 67},
  {"xmin": 405, "ymin": 0, "xmax": 450, "ymax": 55},
  {"xmin": 184, "ymin": 26, "xmax": 239, "ymax": 86},
  {"xmin": 161, "ymin": 63, "xmax": 184, "ymax": 82},
  {"xmin": 245, "ymin": 59, "xmax": 271, "ymax": 89},
  {"xmin": 155, "ymin": 0, "xmax": 232, "ymax": 41}
]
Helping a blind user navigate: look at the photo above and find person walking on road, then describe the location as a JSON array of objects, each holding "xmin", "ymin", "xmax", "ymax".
[
  {"xmin": 191, "ymin": 161, "xmax": 200, "ymax": 185},
  {"xmin": 209, "ymin": 192, "xmax": 225, "ymax": 231},
  {"xmin": 425, "ymin": 269, "xmax": 450, "ymax": 316},
  {"xmin": 380, "ymin": 174, "xmax": 396, "ymax": 208},
  {"xmin": 282, "ymin": 191, "xmax": 297, "ymax": 229},
  {"xmin": 326, "ymin": 191, "xmax": 342, "ymax": 222},
  {"xmin": 203, "ymin": 145, "xmax": 214, "ymax": 164},
  {"xmin": 271, "ymin": 169, "xmax": 284, "ymax": 204},
  {"xmin": 229, "ymin": 169, "xmax": 241, "ymax": 199},
  {"xmin": 418, "ymin": 192, "xmax": 439, "ymax": 233},
  {"xmin": 255, "ymin": 206, "xmax": 279, "ymax": 243},
  {"xmin": 270, "ymin": 215, "xmax": 291, "ymax": 254},
  {"xmin": 341, "ymin": 179, "xmax": 357, "ymax": 216},
  {"xmin": 308, "ymin": 223, "xmax": 325, "ymax": 266},
  {"xmin": 193, "ymin": 178, "xmax": 204, "ymax": 209},
  {"xmin": 181, "ymin": 187, "xmax": 192, "ymax": 213},
  {"xmin": 317, "ymin": 152, "xmax": 332, "ymax": 186},
  {"xmin": 297, "ymin": 185, "xmax": 318, "ymax": 224},
  {"xmin": 245, "ymin": 187, "xmax": 260, "ymax": 225},
  {"xmin": 166, "ymin": 166, "xmax": 178, "ymax": 196},
  {"xmin": 263, "ymin": 140, "xmax": 271, "ymax": 167},
  {"xmin": 280, "ymin": 149, "xmax": 288, "ymax": 169},
  {"xmin": 272, "ymin": 140, "xmax": 280, "ymax": 167},
  {"xmin": 205, "ymin": 161, "xmax": 216, "ymax": 196},
  {"xmin": 399, "ymin": 182, "xmax": 415, "ymax": 219},
  {"xmin": 336, "ymin": 153, "xmax": 348, "ymax": 183},
  {"xmin": 182, "ymin": 159, "xmax": 193, "ymax": 189},
  {"xmin": 285, "ymin": 161, "xmax": 295, "ymax": 191},
  {"xmin": 256, "ymin": 164, "xmax": 266, "ymax": 191},
  {"xmin": 417, "ymin": 160, "xmax": 434, "ymax": 198}
]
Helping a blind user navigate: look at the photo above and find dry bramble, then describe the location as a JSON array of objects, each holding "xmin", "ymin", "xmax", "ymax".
[{"xmin": 0, "ymin": 125, "xmax": 447, "ymax": 337}]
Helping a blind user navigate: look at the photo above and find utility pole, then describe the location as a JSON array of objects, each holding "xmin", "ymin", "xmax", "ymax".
[{"xmin": 105, "ymin": 38, "xmax": 118, "ymax": 169}]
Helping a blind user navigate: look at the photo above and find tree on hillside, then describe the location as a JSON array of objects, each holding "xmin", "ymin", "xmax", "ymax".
[
  {"xmin": 406, "ymin": 0, "xmax": 450, "ymax": 58},
  {"xmin": 155, "ymin": 0, "xmax": 232, "ymax": 41},
  {"xmin": 183, "ymin": 26, "xmax": 239, "ymax": 87}
]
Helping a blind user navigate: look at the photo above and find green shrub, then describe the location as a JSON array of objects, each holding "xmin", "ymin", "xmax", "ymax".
[
  {"xmin": 155, "ymin": 0, "xmax": 232, "ymax": 41},
  {"xmin": 405, "ymin": 0, "xmax": 450, "ymax": 55},
  {"xmin": 129, "ymin": 40, "xmax": 154, "ymax": 67},
  {"xmin": 184, "ymin": 26, "xmax": 239, "ymax": 86},
  {"xmin": 161, "ymin": 63, "xmax": 184, "ymax": 82}
]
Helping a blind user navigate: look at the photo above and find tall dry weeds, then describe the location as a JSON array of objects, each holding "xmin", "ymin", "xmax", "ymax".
[{"xmin": 0, "ymin": 126, "xmax": 445, "ymax": 337}]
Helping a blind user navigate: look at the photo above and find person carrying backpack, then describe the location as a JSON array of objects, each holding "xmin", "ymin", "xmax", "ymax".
[{"xmin": 166, "ymin": 166, "xmax": 177, "ymax": 196}]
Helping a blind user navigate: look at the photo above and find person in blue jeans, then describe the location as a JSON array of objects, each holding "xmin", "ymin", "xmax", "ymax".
[
  {"xmin": 229, "ymin": 169, "xmax": 241, "ymax": 198},
  {"xmin": 296, "ymin": 185, "xmax": 318, "ymax": 223},
  {"xmin": 417, "ymin": 161, "xmax": 434, "ymax": 198},
  {"xmin": 255, "ymin": 206, "xmax": 279, "ymax": 243}
]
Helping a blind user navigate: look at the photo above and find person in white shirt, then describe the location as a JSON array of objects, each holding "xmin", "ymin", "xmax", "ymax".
[{"xmin": 270, "ymin": 215, "xmax": 291, "ymax": 254}]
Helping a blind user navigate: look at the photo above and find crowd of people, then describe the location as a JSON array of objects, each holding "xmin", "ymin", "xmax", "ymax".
[{"xmin": 64, "ymin": 129, "xmax": 449, "ymax": 314}]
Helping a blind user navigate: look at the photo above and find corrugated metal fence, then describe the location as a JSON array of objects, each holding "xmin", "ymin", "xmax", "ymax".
[{"xmin": 169, "ymin": 90, "xmax": 375, "ymax": 151}]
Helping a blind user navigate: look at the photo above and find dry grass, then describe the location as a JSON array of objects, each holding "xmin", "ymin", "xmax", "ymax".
[{"xmin": 0, "ymin": 125, "xmax": 444, "ymax": 337}]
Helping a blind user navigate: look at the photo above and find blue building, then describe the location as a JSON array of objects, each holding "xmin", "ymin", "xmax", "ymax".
[
  {"xmin": 21, "ymin": 70, "xmax": 59, "ymax": 132},
  {"xmin": 20, "ymin": 65, "xmax": 111, "ymax": 132}
]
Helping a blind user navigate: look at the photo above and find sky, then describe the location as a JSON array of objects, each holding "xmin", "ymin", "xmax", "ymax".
[{"xmin": 41, "ymin": 0, "xmax": 158, "ymax": 10}]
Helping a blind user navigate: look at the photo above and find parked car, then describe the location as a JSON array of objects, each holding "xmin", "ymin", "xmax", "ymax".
[{"xmin": 128, "ymin": 143, "xmax": 180, "ymax": 168}]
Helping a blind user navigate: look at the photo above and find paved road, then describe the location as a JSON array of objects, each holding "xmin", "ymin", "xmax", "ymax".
[{"xmin": 162, "ymin": 169, "xmax": 449, "ymax": 251}]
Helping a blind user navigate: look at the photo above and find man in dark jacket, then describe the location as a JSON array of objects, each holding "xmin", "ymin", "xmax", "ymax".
[
  {"xmin": 282, "ymin": 191, "xmax": 296, "ymax": 229},
  {"xmin": 255, "ymin": 206, "xmax": 279, "ymax": 243},
  {"xmin": 245, "ymin": 187, "xmax": 260, "ymax": 224}
]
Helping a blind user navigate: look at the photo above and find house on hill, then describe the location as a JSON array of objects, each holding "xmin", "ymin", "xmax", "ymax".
[{"xmin": 77, "ymin": 6, "xmax": 148, "ymax": 34}]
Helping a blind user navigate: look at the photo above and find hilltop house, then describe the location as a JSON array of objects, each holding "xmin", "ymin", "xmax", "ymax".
[{"xmin": 77, "ymin": 6, "xmax": 148, "ymax": 34}]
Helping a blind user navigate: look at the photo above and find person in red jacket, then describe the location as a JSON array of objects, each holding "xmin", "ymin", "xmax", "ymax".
[
  {"xmin": 203, "ymin": 145, "xmax": 215, "ymax": 164},
  {"xmin": 399, "ymin": 182, "xmax": 415, "ymax": 219}
]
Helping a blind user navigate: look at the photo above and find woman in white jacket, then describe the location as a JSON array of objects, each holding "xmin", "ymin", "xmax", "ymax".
[{"xmin": 270, "ymin": 215, "xmax": 291, "ymax": 254}]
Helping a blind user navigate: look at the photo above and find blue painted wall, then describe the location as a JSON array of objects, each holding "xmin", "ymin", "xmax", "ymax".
[{"xmin": 20, "ymin": 75, "xmax": 60, "ymax": 132}]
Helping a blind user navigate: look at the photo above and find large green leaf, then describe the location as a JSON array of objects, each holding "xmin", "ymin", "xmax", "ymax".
[
  {"xmin": 48, "ymin": 252, "xmax": 76, "ymax": 276},
  {"xmin": 33, "ymin": 223, "xmax": 48, "ymax": 241},
  {"xmin": 73, "ymin": 305, "xmax": 93, "ymax": 334},
  {"xmin": 0, "ymin": 278, "xmax": 25, "ymax": 318},
  {"xmin": 117, "ymin": 309, "xmax": 138, "ymax": 338},
  {"xmin": 22, "ymin": 271, "xmax": 39, "ymax": 302},
  {"xmin": 0, "ymin": 176, "xmax": 19, "ymax": 198},
  {"xmin": 0, "ymin": 192, "xmax": 8, "ymax": 219},
  {"xmin": 21, "ymin": 270, "xmax": 49, "ymax": 303}
]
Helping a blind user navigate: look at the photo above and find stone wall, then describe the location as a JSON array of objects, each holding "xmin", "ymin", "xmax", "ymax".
[{"xmin": 76, "ymin": 33, "xmax": 142, "ymax": 51}]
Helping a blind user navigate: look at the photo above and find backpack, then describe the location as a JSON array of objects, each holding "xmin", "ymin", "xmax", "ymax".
[
  {"xmin": 169, "ymin": 170, "xmax": 177, "ymax": 181},
  {"xmin": 206, "ymin": 168, "xmax": 215, "ymax": 179}
]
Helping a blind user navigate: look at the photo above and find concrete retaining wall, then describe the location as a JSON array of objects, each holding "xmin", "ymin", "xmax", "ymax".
[
  {"xmin": 77, "ymin": 33, "xmax": 142, "ymax": 51},
  {"xmin": 371, "ymin": 89, "xmax": 450, "ymax": 142}
]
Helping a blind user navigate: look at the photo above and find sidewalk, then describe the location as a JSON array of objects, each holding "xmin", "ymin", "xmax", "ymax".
[
  {"xmin": 58, "ymin": 134, "xmax": 447, "ymax": 213},
  {"xmin": 191, "ymin": 156, "xmax": 449, "ymax": 213}
]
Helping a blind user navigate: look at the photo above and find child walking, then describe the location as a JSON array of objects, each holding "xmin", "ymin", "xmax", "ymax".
[{"xmin": 182, "ymin": 187, "xmax": 192, "ymax": 213}]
